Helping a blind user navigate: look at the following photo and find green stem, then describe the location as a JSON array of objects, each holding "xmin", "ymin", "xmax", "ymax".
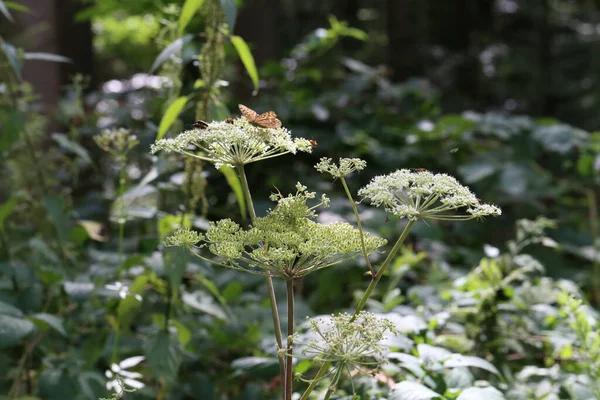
[
  {"xmin": 299, "ymin": 361, "xmax": 331, "ymax": 400},
  {"xmin": 323, "ymin": 365, "xmax": 344, "ymax": 400},
  {"xmin": 164, "ymin": 280, "xmax": 172, "ymax": 332},
  {"xmin": 111, "ymin": 327, "xmax": 120, "ymax": 363},
  {"xmin": 237, "ymin": 165, "xmax": 286, "ymax": 394},
  {"xmin": 586, "ymin": 189, "xmax": 599, "ymax": 299},
  {"xmin": 340, "ymin": 177, "xmax": 375, "ymax": 276},
  {"xmin": 351, "ymin": 220, "xmax": 415, "ymax": 321},
  {"xmin": 117, "ymin": 158, "xmax": 126, "ymax": 278},
  {"xmin": 285, "ymin": 279, "xmax": 295, "ymax": 400}
]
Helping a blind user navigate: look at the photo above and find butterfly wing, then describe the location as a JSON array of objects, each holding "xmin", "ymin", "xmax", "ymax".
[
  {"xmin": 254, "ymin": 111, "xmax": 282, "ymax": 128},
  {"xmin": 238, "ymin": 104, "xmax": 259, "ymax": 121}
]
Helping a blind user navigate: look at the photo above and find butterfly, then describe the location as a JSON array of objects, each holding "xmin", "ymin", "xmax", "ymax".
[
  {"xmin": 238, "ymin": 104, "xmax": 282, "ymax": 129},
  {"xmin": 192, "ymin": 120, "xmax": 209, "ymax": 129}
]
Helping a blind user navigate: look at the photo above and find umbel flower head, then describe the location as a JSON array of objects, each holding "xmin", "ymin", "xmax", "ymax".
[
  {"xmin": 151, "ymin": 117, "xmax": 313, "ymax": 168},
  {"xmin": 315, "ymin": 157, "xmax": 367, "ymax": 178},
  {"xmin": 165, "ymin": 183, "xmax": 387, "ymax": 279},
  {"xmin": 358, "ymin": 169, "xmax": 501, "ymax": 221},
  {"xmin": 293, "ymin": 312, "xmax": 397, "ymax": 376},
  {"xmin": 94, "ymin": 128, "xmax": 139, "ymax": 159}
]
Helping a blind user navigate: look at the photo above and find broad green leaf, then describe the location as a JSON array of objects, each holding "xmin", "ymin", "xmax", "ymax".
[
  {"xmin": 39, "ymin": 368, "xmax": 78, "ymax": 399},
  {"xmin": 117, "ymin": 275, "xmax": 147, "ymax": 329},
  {"xmin": 171, "ymin": 319, "xmax": 191, "ymax": 346},
  {"xmin": 0, "ymin": 197, "xmax": 18, "ymax": 232},
  {"xmin": 156, "ymin": 96, "xmax": 188, "ymax": 140},
  {"xmin": 0, "ymin": 0, "xmax": 13, "ymax": 22},
  {"xmin": 218, "ymin": 165, "xmax": 246, "ymax": 220},
  {"xmin": 230, "ymin": 35, "xmax": 259, "ymax": 92},
  {"xmin": 0, "ymin": 110, "xmax": 24, "ymax": 154},
  {"xmin": 150, "ymin": 34, "xmax": 193, "ymax": 73},
  {"xmin": 182, "ymin": 291, "xmax": 228, "ymax": 320},
  {"xmin": 146, "ymin": 331, "xmax": 183, "ymax": 383},
  {"xmin": 63, "ymin": 282, "xmax": 95, "ymax": 301},
  {"xmin": 24, "ymin": 52, "xmax": 71, "ymax": 63},
  {"xmin": 30, "ymin": 313, "xmax": 67, "ymax": 337},
  {"xmin": 42, "ymin": 196, "xmax": 71, "ymax": 245},
  {"xmin": 390, "ymin": 381, "xmax": 441, "ymax": 400},
  {"xmin": 5, "ymin": 1, "xmax": 31, "ymax": 12},
  {"xmin": 1, "ymin": 41, "xmax": 21, "ymax": 79},
  {"xmin": 0, "ymin": 300, "xmax": 23, "ymax": 317},
  {"xmin": 457, "ymin": 386, "xmax": 504, "ymax": 400},
  {"xmin": 219, "ymin": 0, "xmax": 237, "ymax": 29},
  {"xmin": 164, "ymin": 246, "xmax": 188, "ymax": 294},
  {"xmin": 443, "ymin": 354, "xmax": 501, "ymax": 376},
  {"xmin": 193, "ymin": 273, "xmax": 226, "ymax": 305},
  {"xmin": 52, "ymin": 133, "xmax": 92, "ymax": 164},
  {"xmin": 77, "ymin": 371, "xmax": 106, "ymax": 400},
  {"xmin": 231, "ymin": 357, "xmax": 279, "ymax": 379},
  {"xmin": 0, "ymin": 314, "xmax": 35, "ymax": 348},
  {"xmin": 178, "ymin": 0, "xmax": 205, "ymax": 36}
]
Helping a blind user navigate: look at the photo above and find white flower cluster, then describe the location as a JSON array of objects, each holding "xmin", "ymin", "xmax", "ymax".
[
  {"xmin": 151, "ymin": 117, "xmax": 313, "ymax": 168},
  {"xmin": 315, "ymin": 157, "xmax": 367, "ymax": 178},
  {"xmin": 358, "ymin": 169, "xmax": 502, "ymax": 221}
]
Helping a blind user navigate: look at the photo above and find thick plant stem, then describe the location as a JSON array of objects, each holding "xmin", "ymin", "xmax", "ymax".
[
  {"xmin": 237, "ymin": 165, "xmax": 286, "ymax": 393},
  {"xmin": 340, "ymin": 177, "xmax": 375, "ymax": 276},
  {"xmin": 299, "ymin": 361, "xmax": 331, "ymax": 400},
  {"xmin": 351, "ymin": 220, "xmax": 415, "ymax": 321},
  {"xmin": 323, "ymin": 365, "xmax": 344, "ymax": 400},
  {"xmin": 285, "ymin": 279, "xmax": 295, "ymax": 400}
]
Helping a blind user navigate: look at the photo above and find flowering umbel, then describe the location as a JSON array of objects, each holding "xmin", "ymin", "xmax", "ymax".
[
  {"xmin": 358, "ymin": 169, "xmax": 501, "ymax": 221},
  {"xmin": 151, "ymin": 117, "xmax": 313, "ymax": 168},
  {"xmin": 294, "ymin": 312, "xmax": 397, "ymax": 377},
  {"xmin": 94, "ymin": 128, "xmax": 139, "ymax": 159},
  {"xmin": 165, "ymin": 183, "xmax": 386, "ymax": 279}
]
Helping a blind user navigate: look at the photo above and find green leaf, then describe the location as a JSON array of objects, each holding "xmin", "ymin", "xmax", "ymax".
[
  {"xmin": 117, "ymin": 275, "xmax": 147, "ymax": 329},
  {"xmin": 0, "ymin": 110, "xmax": 24, "ymax": 154},
  {"xmin": 63, "ymin": 282, "xmax": 95, "ymax": 302},
  {"xmin": 0, "ymin": 300, "xmax": 23, "ymax": 317},
  {"xmin": 42, "ymin": 196, "xmax": 71, "ymax": 245},
  {"xmin": 178, "ymin": 0, "xmax": 205, "ymax": 35},
  {"xmin": 457, "ymin": 386, "xmax": 504, "ymax": 400},
  {"xmin": 0, "ymin": 197, "xmax": 18, "ymax": 232},
  {"xmin": 171, "ymin": 319, "xmax": 191, "ymax": 346},
  {"xmin": 182, "ymin": 291, "xmax": 228, "ymax": 320},
  {"xmin": 0, "ymin": 314, "xmax": 35, "ymax": 348},
  {"xmin": 5, "ymin": 1, "xmax": 31, "ymax": 13},
  {"xmin": 1, "ymin": 41, "xmax": 21, "ymax": 79},
  {"xmin": 218, "ymin": 165, "xmax": 246, "ymax": 220},
  {"xmin": 150, "ymin": 34, "xmax": 193, "ymax": 73},
  {"xmin": 146, "ymin": 331, "xmax": 183, "ymax": 383},
  {"xmin": 443, "ymin": 354, "xmax": 501, "ymax": 376},
  {"xmin": 390, "ymin": 381, "xmax": 442, "ymax": 400},
  {"xmin": 52, "ymin": 133, "xmax": 92, "ymax": 164},
  {"xmin": 164, "ymin": 246, "xmax": 188, "ymax": 294},
  {"xmin": 77, "ymin": 371, "xmax": 106, "ymax": 400},
  {"xmin": 0, "ymin": 0, "xmax": 14, "ymax": 22},
  {"xmin": 30, "ymin": 313, "xmax": 67, "ymax": 337},
  {"xmin": 219, "ymin": 0, "xmax": 237, "ymax": 29},
  {"xmin": 231, "ymin": 357, "xmax": 279, "ymax": 379},
  {"xmin": 156, "ymin": 96, "xmax": 189, "ymax": 140},
  {"xmin": 24, "ymin": 52, "xmax": 71, "ymax": 63},
  {"xmin": 230, "ymin": 35, "xmax": 259, "ymax": 92}
]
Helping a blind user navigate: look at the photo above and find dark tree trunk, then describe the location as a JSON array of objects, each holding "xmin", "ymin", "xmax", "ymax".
[{"xmin": 385, "ymin": 0, "xmax": 422, "ymax": 81}]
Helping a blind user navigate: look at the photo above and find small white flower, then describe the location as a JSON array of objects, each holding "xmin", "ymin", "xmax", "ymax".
[
  {"xmin": 105, "ymin": 356, "xmax": 145, "ymax": 392},
  {"xmin": 105, "ymin": 282, "xmax": 142, "ymax": 302}
]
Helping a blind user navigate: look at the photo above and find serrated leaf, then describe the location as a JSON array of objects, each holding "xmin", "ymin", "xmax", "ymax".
[
  {"xmin": 52, "ymin": 133, "xmax": 92, "ymax": 164},
  {"xmin": 390, "ymin": 381, "xmax": 441, "ymax": 400},
  {"xmin": 0, "ymin": 111, "xmax": 24, "ymax": 154},
  {"xmin": 230, "ymin": 35, "xmax": 259, "ymax": 92},
  {"xmin": 1, "ymin": 41, "xmax": 21, "ymax": 79},
  {"xmin": 156, "ymin": 96, "xmax": 188, "ymax": 140},
  {"xmin": 30, "ymin": 313, "xmax": 67, "ymax": 336},
  {"xmin": 150, "ymin": 34, "xmax": 193, "ymax": 73},
  {"xmin": 443, "ymin": 354, "xmax": 500, "ymax": 375},
  {"xmin": 24, "ymin": 52, "xmax": 71, "ymax": 63},
  {"xmin": 220, "ymin": 0, "xmax": 237, "ymax": 29},
  {"xmin": 179, "ymin": 0, "xmax": 205, "ymax": 35},
  {"xmin": 0, "ymin": 197, "xmax": 18, "ymax": 232},
  {"xmin": 146, "ymin": 332, "xmax": 183, "ymax": 383},
  {"xmin": 0, "ymin": 314, "xmax": 35, "ymax": 348},
  {"xmin": 457, "ymin": 386, "xmax": 504, "ymax": 400},
  {"xmin": 218, "ymin": 165, "xmax": 246, "ymax": 220}
]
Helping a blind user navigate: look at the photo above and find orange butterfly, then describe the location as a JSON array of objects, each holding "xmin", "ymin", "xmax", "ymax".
[{"xmin": 238, "ymin": 104, "xmax": 282, "ymax": 129}]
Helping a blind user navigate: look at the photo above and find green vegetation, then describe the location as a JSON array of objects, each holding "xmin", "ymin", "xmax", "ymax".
[{"xmin": 1, "ymin": 0, "xmax": 600, "ymax": 399}]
